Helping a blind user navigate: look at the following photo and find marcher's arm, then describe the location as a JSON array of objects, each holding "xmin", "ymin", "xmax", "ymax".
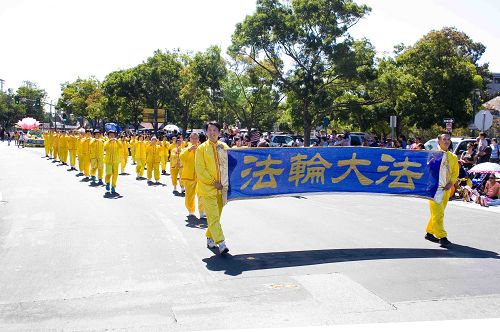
[{"xmin": 195, "ymin": 148, "xmax": 216, "ymax": 185}]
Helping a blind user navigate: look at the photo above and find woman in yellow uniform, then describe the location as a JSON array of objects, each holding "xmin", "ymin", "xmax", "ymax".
[
  {"xmin": 135, "ymin": 135, "xmax": 147, "ymax": 180},
  {"xmin": 79, "ymin": 130, "xmax": 92, "ymax": 179},
  {"xmin": 130, "ymin": 134, "xmax": 137, "ymax": 165},
  {"xmin": 67, "ymin": 131, "xmax": 78, "ymax": 171},
  {"xmin": 58, "ymin": 131, "xmax": 69, "ymax": 165},
  {"xmin": 170, "ymin": 138, "xmax": 184, "ymax": 192},
  {"xmin": 168, "ymin": 136, "xmax": 177, "ymax": 162},
  {"xmin": 160, "ymin": 136, "xmax": 170, "ymax": 175},
  {"xmin": 52, "ymin": 131, "xmax": 59, "ymax": 162},
  {"xmin": 76, "ymin": 131, "xmax": 84, "ymax": 174},
  {"xmin": 146, "ymin": 136, "xmax": 162, "ymax": 184},
  {"xmin": 90, "ymin": 129, "xmax": 105, "ymax": 185},
  {"xmin": 43, "ymin": 131, "xmax": 50, "ymax": 157},
  {"xmin": 104, "ymin": 130, "xmax": 121, "ymax": 194},
  {"xmin": 180, "ymin": 132, "xmax": 204, "ymax": 217},
  {"xmin": 119, "ymin": 135, "xmax": 130, "ymax": 174}
]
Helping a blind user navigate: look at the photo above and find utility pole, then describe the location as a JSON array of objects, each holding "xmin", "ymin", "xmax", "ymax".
[{"xmin": 0, "ymin": 78, "xmax": 4, "ymax": 92}]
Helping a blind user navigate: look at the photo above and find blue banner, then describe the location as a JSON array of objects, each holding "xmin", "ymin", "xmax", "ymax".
[{"xmin": 227, "ymin": 147, "xmax": 444, "ymax": 201}]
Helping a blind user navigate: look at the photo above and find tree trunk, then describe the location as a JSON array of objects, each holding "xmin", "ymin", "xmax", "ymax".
[{"xmin": 302, "ymin": 101, "xmax": 312, "ymax": 147}]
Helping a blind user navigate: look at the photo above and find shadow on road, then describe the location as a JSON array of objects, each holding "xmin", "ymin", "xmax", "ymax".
[
  {"xmin": 202, "ymin": 245, "xmax": 499, "ymax": 276},
  {"xmin": 103, "ymin": 192, "xmax": 123, "ymax": 199},
  {"xmin": 173, "ymin": 190, "xmax": 185, "ymax": 197},
  {"xmin": 185, "ymin": 215, "xmax": 207, "ymax": 229},
  {"xmin": 147, "ymin": 181, "xmax": 167, "ymax": 187}
]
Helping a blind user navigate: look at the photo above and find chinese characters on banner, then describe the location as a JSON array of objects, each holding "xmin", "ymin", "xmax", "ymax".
[{"xmin": 227, "ymin": 147, "xmax": 444, "ymax": 201}]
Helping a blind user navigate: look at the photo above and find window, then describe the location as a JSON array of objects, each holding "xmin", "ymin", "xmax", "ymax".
[{"xmin": 494, "ymin": 77, "xmax": 500, "ymax": 84}]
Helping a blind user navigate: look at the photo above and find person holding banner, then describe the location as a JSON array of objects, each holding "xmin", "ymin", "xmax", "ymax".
[
  {"xmin": 180, "ymin": 132, "xmax": 205, "ymax": 218},
  {"xmin": 425, "ymin": 133, "xmax": 459, "ymax": 247},
  {"xmin": 195, "ymin": 121, "xmax": 230, "ymax": 254}
]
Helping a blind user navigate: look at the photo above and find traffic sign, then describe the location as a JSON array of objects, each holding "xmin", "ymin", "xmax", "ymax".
[
  {"xmin": 474, "ymin": 110, "xmax": 493, "ymax": 131},
  {"xmin": 389, "ymin": 115, "xmax": 397, "ymax": 128}
]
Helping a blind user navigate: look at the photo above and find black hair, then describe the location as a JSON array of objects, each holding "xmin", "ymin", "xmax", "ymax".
[{"xmin": 205, "ymin": 121, "xmax": 221, "ymax": 131}]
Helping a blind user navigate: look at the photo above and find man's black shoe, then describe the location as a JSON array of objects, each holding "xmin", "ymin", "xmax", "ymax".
[
  {"xmin": 439, "ymin": 237, "xmax": 452, "ymax": 248},
  {"xmin": 425, "ymin": 233, "xmax": 439, "ymax": 243}
]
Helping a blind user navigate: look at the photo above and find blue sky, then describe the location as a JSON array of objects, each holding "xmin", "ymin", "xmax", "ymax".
[{"xmin": 1, "ymin": 0, "xmax": 499, "ymax": 104}]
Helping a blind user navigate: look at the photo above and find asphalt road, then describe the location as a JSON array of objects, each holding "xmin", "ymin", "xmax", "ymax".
[{"xmin": 1, "ymin": 141, "xmax": 500, "ymax": 331}]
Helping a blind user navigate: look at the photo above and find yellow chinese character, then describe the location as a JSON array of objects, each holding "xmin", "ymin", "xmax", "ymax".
[
  {"xmin": 240, "ymin": 154, "xmax": 284, "ymax": 190},
  {"xmin": 331, "ymin": 153, "xmax": 373, "ymax": 185},
  {"xmin": 289, "ymin": 153, "xmax": 332, "ymax": 186},
  {"xmin": 375, "ymin": 154, "xmax": 423, "ymax": 190}
]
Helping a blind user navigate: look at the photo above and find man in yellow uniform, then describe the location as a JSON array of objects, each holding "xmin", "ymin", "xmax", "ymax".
[
  {"xmin": 119, "ymin": 135, "xmax": 130, "ymax": 174},
  {"xmin": 47, "ymin": 130, "xmax": 54, "ymax": 158},
  {"xmin": 135, "ymin": 135, "xmax": 147, "ymax": 180},
  {"xmin": 52, "ymin": 131, "xmax": 60, "ymax": 162},
  {"xmin": 90, "ymin": 129, "xmax": 105, "ymax": 185},
  {"xmin": 180, "ymin": 132, "xmax": 205, "ymax": 218},
  {"xmin": 195, "ymin": 121, "xmax": 229, "ymax": 254},
  {"xmin": 58, "ymin": 131, "xmax": 69, "ymax": 165},
  {"xmin": 168, "ymin": 136, "xmax": 177, "ymax": 162},
  {"xmin": 170, "ymin": 138, "xmax": 184, "ymax": 192},
  {"xmin": 104, "ymin": 129, "xmax": 121, "ymax": 194},
  {"xmin": 146, "ymin": 136, "xmax": 162, "ymax": 184},
  {"xmin": 76, "ymin": 131, "xmax": 84, "ymax": 174},
  {"xmin": 425, "ymin": 133, "xmax": 459, "ymax": 248},
  {"xmin": 67, "ymin": 131, "xmax": 78, "ymax": 171},
  {"xmin": 161, "ymin": 136, "xmax": 170, "ymax": 175}
]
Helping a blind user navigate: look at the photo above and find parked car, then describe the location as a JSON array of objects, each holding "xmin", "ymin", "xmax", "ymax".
[
  {"xmin": 270, "ymin": 134, "xmax": 294, "ymax": 147},
  {"xmin": 348, "ymin": 132, "xmax": 368, "ymax": 146},
  {"xmin": 424, "ymin": 137, "xmax": 491, "ymax": 156}
]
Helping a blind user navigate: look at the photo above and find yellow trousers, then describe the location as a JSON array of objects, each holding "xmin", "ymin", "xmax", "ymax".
[
  {"xmin": 136, "ymin": 159, "xmax": 145, "ymax": 177},
  {"xmin": 78, "ymin": 154, "xmax": 83, "ymax": 171},
  {"xmin": 426, "ymin": 190, "xmax": 450, "ymax": 239},
  {"xmin": 147, "ymin": 162, "xmax": 160, "ymax": 181},
  {"xmin": 131, "ymin": 147, "xmax": 136, "ymax": 163},
  {"xmin": 121, "ymin": 156, "xmax": 127, "ymax": 173},
  {"xmin": 170, "ymin": 167, "xmax": 183, "ymax": 187},
  {"xmin": 44, "ymin": 144, "xmax": 50, "ymax": 156},
  {"xmin": 161, "ymin": 156, "xmax": 167, "ymax": 172},
  {"xmin": 69, "ymin": 150, "xmax": 76, "ymax": 167},
  {"xmin": 52, "ymin": 147, "xmax": 58, "ymax": 160},
  {"xmin": 80, "ymin": 155, "xmax": 90, "ymax": 176},
  {"xmin": 201, "ymin": 194, "xmax": 224, "ymax": 244},
  {"xmin": 91, "ymin": 158, "xmax": 104, "ymax": 179},
  {"xmin": 105, "ymin": 162, "xmax": 119, "ymax": 188},
  {"xmin": 59, "ymin": 148, "xmax": 68, "ymax": 163},
  {"xmin": 184, "ymin": 180, "xmax": 204, "ymax": 214}
]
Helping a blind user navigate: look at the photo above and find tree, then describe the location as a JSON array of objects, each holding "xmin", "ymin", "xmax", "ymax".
[
  {"xmin": 0, "ymin": 89, "xmax": 24, "ymax": 130},
  {"xmin": 230, "ymin": 0, "xmax": 371, "ymax": 145},
  {"xmin": 395, "ymin": 27, "xmax": 486, "ymax": 128},
  {"xmin": 15, "ymin": 81, "xmax": 47, "ymax": 121}
]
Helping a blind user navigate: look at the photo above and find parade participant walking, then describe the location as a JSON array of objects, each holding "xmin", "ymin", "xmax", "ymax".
[
  {"xmin": 195, "ymin": 121, "xmax": 230, "ymax": 254},
  {"xmin": 146, "ymin": 136, "xmax": 162, "ymax": 184},
  {"xmin": 180, "ymin": 132, "xmax": 204, "ymax": 218},
  {"xmin": 90, "ymin": 129, "xmax": 105, "ymax": 185},
  {"xmin": 119, "ymin": 135, "xmax": 130, "ymax": 174},
  {"xmin": 76, "ymin": 131, "xmax": 84, "ymax": 173},
  {"xmin": 52, "ymin": 131, "xmax": 59, "ymax": 161},
  {"xmin": 130, "ymin": 134, "xmax": 137, "ymax": 165},
  {"xmin": 43, "ymin": 130, "xmax": 51, "ymax": 157},
  {"xmin": 161, "ymin": 136, "xmax": 170, "ymax": 175},
  {"xmin": 58, "ymin": 131, "xmax": 69, "ymax": 165},
  {"xmin": 425, "ymin": 133, "xmax": 459, "ymax": 247},
  {"xmin": 67, "ymin": 131, "xmax": 78, "ymax": 171},
  {"xmin": 135, "ymin": 135, "xmax": 147, "ymax": 180},
  {"xmin": 170, "ymin": 137, "xmax": 184, "ymax": 192},
  {"xmin": 80, "ymin": 129, "xmax": 92, "ymax": 179},
  {"xmin": 104, "ymin": 129, "xmax": 121, "ymax": 194}
]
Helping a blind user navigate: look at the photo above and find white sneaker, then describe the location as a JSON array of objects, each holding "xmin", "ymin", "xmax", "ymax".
[
  {"xmin": 218, "ymin": 241, "xmax": 229, "ymax": 254},
  {"xmin": 207, "ymin": 238, "xmax": 217, "ymax": 249},
  {"xmin": 200, "ymin": 212, "xmax": 206, "ymax": 219}
]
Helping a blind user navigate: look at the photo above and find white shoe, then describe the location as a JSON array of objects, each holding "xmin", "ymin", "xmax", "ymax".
[
  {"xmin": 218, "ymin": 241, "xmax": 229, "ymax": 254},
  {"xmin": 207, "ymin": 238, "xmax": 217, "ymax": 249},
  {"xmin": 200, "ymin": 212, "xmax": 206, "ymax": 219},
  {"xmin": 181, "ymin": 187, "xmax": 185, "ymax": 193}
]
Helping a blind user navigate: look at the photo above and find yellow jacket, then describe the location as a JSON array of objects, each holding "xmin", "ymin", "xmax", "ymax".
[
  {"xmin": 120, "ymin": 140, "xmax": 129, "ymax": 158},
  {"xmin": 180, "ymin": 143, "xmax": 197, "ymax": 181},
  {"xmin": 135, "ymin": 141, "xmax": 147, "ymax": 161},
  {"xmin": 161, "ymin": 140, "xmax": 170, "ymax": 157},
  {"xmin": 170, "ymin": 145, "xmax": 183, "ymax": 169},
  {"xmin": 104, "ymin": 139, "xmax": 121, "ymax": 164},
  {"xmin": 442, "ymin": 149, "xmax": 459, "ymax": 186},
  {"xmin": 90, "ymin": 138, "xmax": 105, "ymax": 160},
  {"xmin": 59, "ymin": 135, "xmax": 69, "ymax": 150},
  {"xmin": 67, "ymin": 135, "xmax": 78, "ymax": 151},
  {"xmin": 146, "ymin": 143, "xmax": 162, "ymax": 163},
  {"xmin": 194, "ymin": 140, "xmax": 229, "ymax": 197},
  {"xmin": 52, "ymin": 135, "xmax": 59, "ymax": 148},
  {"xmin": 80, "ymin": 137, "xmax": 91, "ymax": 156}
]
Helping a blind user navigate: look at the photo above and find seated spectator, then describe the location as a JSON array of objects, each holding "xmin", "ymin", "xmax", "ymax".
[
  {"xmin": 459, "ymin": 143, "xmax": 476, "ymax": 171},
  {"xmin": 479, "ymin": 174, "xmax": 500, "ymax": 206}
]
